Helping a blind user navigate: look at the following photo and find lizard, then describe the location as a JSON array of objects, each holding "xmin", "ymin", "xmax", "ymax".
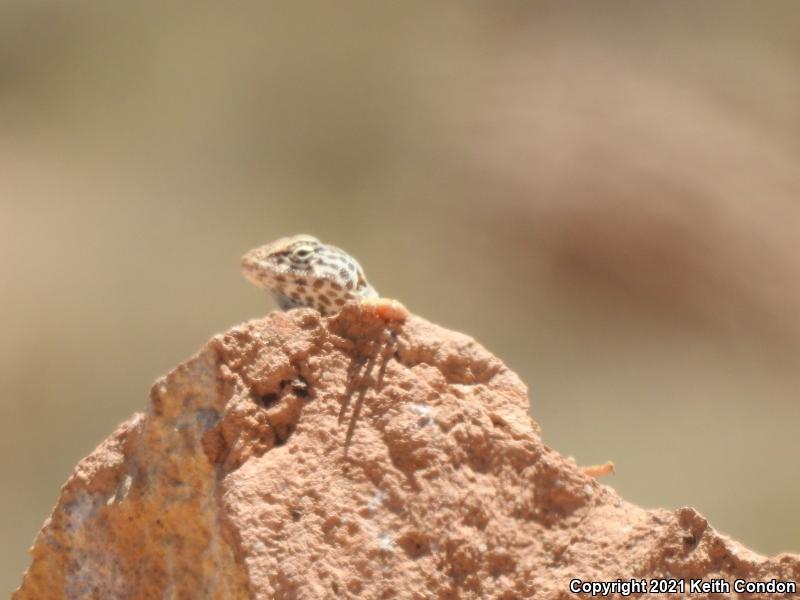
[
  {"xmin": 241, "ymin": 234, "xmax": 408, "ymax": 322},
  {"xmin": 242, "ymin": 235, "xmax": 613, "ymax": 477}
]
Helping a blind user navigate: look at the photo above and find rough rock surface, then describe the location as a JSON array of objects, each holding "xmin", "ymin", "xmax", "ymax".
[{"xmin": 14, "ymin": 306, "xmax": 800, "ymax": 599}]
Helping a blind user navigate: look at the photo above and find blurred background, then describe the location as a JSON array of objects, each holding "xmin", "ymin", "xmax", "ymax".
[{"xmin": 2, "ymin": 0, "xmax": 800, "ymax": 592}]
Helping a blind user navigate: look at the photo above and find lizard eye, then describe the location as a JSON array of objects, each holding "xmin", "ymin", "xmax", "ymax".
[{"xmin": 291, "ymin": 245, "xmax": 315, "ymax": 261}]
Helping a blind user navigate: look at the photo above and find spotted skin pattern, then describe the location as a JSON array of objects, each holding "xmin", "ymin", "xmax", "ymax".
[{"xmin": 241, "ymin": 235, "xmax": 407, "ymax": 321}]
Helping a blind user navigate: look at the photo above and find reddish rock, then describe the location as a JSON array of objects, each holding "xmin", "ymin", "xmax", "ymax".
[{"xmin": 13, "ymin": 306, "xmax": 800, "ymax": 599}]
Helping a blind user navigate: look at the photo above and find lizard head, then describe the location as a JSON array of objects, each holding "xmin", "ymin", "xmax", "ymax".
[
  {"xmin": 240, "ymin": 234, "xmax": 324, "ymax": 288},
  {"xmin": 241, "ymin": 234, "xmax": 378, "ymax": 314}
]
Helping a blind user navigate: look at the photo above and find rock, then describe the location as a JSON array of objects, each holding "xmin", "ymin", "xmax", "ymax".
[{"xmin": 13, "ymin": 306, "xmax": 800, "ymax": 599}]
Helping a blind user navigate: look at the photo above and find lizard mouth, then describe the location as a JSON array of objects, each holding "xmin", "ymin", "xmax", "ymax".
[{"xmin": 240, "ymin": 253, "xmax": 267, "ymax": 287}]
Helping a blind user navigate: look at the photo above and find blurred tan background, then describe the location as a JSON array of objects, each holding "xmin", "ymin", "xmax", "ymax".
[{"xmin": 2, "ymin": 0, "xmax": 800, "ymax": 593}]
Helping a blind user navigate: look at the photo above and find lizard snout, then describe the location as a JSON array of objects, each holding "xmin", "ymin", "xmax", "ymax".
[{"xmin": 240, "ymin": 251, "xmax": 268, "ymax": 287}]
